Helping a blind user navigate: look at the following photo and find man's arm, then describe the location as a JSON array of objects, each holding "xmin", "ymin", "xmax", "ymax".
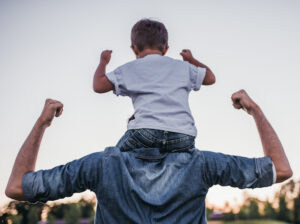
[
  {"xmin": 93, "ymin": 50, "xmax": 115, "ymax": 93},
  {"xmin": 5, "ymin": 99, "xmax": 63, "ymax": 200},
  {"xmin": 180, "ymin": 49, "xmax": 215, "ymax": 85},
  {"xmin": 231, "ymin": 90, "xmax": 293, "ymax": 183}
]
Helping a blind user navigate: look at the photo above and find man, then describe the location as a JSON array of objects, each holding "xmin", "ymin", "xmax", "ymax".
[{"xmin": 5, "ymin": 90, "xmax": 292, "ymax": 223}]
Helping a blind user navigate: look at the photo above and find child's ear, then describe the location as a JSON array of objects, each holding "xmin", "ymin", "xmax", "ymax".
[
  {"xmin": 162, "ymin": 45, "xmax": 169, "ymax": 55},
  {"xmin": 131, "ymin": 45, "xmax": 139, "ymax": 56}
]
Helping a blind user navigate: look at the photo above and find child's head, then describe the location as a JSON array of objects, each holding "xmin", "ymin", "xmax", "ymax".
[{"xmin": 131, "ymin": 19, "xmax": 168, "ymax": 55}]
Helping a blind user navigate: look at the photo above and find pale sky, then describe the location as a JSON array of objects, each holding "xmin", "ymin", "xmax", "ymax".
[{"xmin": 1, "ymin": 0, "xmax": 300, "ymax": 208}]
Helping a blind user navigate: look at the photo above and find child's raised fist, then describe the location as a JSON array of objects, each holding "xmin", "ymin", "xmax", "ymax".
[
  {"xmin": 180, "ymin": 49, "xmax": 194, "ymax": 62},
  {"xmin": 100, "ymin": 50, "xmax": 112, "ymax": 65}
]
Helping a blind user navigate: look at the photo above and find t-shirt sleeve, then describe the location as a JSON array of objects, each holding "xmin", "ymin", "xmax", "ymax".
[
  {"xmin": 22, "ymin": 152, "xmax": 104, "ymax": 203},
  {"xmin": 189, "ymin": 64, "xmax": 206, "ymax": 91},
  {"xmin": 105, "ymin": 67, "xmax": 128, "ymax": 96},
  {"xmin": 200, "ymin": 151, "xmax": 274, "ymax": 188}
]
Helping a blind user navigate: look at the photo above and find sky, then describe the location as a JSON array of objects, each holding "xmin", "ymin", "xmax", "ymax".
[{"xmin": 0, "ymin": 0, "xmax": 300, "ymax": 208}]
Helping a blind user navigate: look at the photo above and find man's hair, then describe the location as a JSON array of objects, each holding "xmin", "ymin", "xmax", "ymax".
[{"xmin": 131, "ymin": 19, "xmax": 168, "ymax": 52}]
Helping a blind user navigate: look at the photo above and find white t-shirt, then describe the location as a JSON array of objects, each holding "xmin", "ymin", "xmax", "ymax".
[{"xmin": 106, "ymin": 54, "xmax": 206, "ymax": 136}]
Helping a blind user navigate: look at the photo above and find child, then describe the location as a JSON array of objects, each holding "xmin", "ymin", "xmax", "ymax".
[{"xmin": 93, "ymin": 19, "xmax": 215, "ymax": 152}]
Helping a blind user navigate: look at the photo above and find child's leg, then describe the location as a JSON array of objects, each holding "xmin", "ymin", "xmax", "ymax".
[
  {"xmin": 164, "ymin": 132, "xmax": 195, "ymax": 152},
  {"xmin": 117, "ymin": 129, "xmax": 195, "ymax": 152},
  {"xmin": 116, "ymin": 130, "xmax": 135, "ymax": 151},
  {"xmin": 116, "ymin": 129, "xmax": 157, "ymax": 151},
  {"xmin": 139, "ymin": 129, "xmax": 195, "ymax": 152}
]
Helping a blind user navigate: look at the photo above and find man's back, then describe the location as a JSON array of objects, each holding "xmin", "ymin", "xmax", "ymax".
[
  {"xmin": 22, "ymin": 146, "xmax": 274, "ymax": 223},
  {"xmin": 96, "ymin": 147, "xmax": 207, "ymax": 223}
]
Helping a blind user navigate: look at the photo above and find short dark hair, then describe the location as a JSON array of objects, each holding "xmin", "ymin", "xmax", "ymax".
[{"xmin": 131, "ymin": 19, "xmax": 168, "ymax": 52}]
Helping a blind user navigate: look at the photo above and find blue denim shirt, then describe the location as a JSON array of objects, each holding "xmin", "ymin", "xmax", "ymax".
[{"xmin": 22, "ymin": 147, "xmax": 274, "ymax": 224}]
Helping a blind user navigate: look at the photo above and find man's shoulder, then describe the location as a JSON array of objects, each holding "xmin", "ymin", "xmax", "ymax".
[{"xmin": 78, "ymin": 147, "xmax": 121, "ymax": 162}]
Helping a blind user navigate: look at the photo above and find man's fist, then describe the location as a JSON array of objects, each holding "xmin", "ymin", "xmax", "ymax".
[
  {"xmin": 38, "ymin": 99, "xmax": 64, "ymax": 127},
  {"xmin": 100, "ymin": 50, "xmax": 112, "ymax": 65},
  {"xmin": 231, "ymin": 90, "xmax": 259, "ymax": 115},
  {"xmin": 180, "ymin": 49, "xmax": 194, "ymax": 62}
]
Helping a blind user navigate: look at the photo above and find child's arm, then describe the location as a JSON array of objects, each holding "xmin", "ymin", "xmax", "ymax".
[
  {"xmin": 180, "ymin": 49, "xmax": 215, "ymax": 85},
  {"xmin": 93, "ymin": 50, "xmax": 115, "ymax": 93}
]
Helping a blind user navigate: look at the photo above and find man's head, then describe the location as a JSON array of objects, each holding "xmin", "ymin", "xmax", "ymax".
[{"xmin": 131, "ymin": 19, "xmax": 168, "ymax": 56}]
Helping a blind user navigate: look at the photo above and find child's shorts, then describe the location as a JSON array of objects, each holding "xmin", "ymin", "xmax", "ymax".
[{"xmin": 116, "ymin": 128, "xmax": 195, "ymax": 152}]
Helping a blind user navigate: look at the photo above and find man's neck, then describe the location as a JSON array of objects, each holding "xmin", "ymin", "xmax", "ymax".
[{"xmin": 137, "ymin": 49, "xmax": 163, "ymax": 59}]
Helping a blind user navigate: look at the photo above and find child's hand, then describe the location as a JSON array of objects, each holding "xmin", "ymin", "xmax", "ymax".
[
  {"xmin": 180, "ymin": 49, "xmax": 194, "ymax": 62},
  {"xmin": 100, "ymin": 50, "xmax": 112, "ymax": 65}
]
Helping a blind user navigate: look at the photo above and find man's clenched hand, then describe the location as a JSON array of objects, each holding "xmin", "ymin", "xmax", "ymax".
[
  {"xmin": 38, "ymin": 99, "xmax": 64, "ymax": 127},
  {"xmin": 231, "ymin": 90, "xmax": 259, "ymax": 115}
]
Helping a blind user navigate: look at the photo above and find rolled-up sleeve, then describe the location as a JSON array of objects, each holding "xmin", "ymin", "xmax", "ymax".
[
  {"xmin": 22, "ymin": 151, "xmax": 104, "ymax": 203},
  {"xmin": 201, "ymin": 151, "xmax": 274, "ymax": 189},
  {"xmin": 189, "ymin": 64, "xmax": 206, "ymax": 91},
  {"xmin": 105, "ymin": 67, "xmax": 128, "ymax": 96}
]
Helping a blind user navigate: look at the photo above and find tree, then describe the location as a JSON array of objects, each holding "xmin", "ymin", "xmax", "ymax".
[
  {"xmin": 222, "ymin": 211, "xmax": 235, "ymax": 221},
  {"xmin": 248, "ymin": 199, "xmax": 260, "ymax": 219},
  {"xmin": 47, "ymin": 198, "xmax": 95, "ymax": 223},
  {"xmin": 237, "ymin": 197, "xmax": 261, "ymax": 220},
  {"xmin": 64, "ymin": 203, "xmax": 81, "ymax": 224},
  {"xmin": 206, "ymin": 208, "xmax": 213, "ymax": 220},
  {"xmin": 0, "ymin": 213, "xmax": 9, "ymax": 224},
  {"xmin": 47, "ymin": 203, "xmax": 68, "ymax": 221},
  {"xmin": 79, "ymin": 199, "xmax": 95, "ymax": 218},
  {"xmin": 27, "ymin": 207, "xmax": 40, "ymax": 224},
  {"xmin": 5, "ymin": 201, "xmax": 44, "ymax": 224},
  {"xmin": 277, "ymin": 195, "xmax": 290, "ymax": 222},
  {"xmin": 294, "ymin": 193, "xmax": 300, "ymax": 224},
  {"xmin": 263, "ymin": 201, "xmax": 276, "ymax": 219}
]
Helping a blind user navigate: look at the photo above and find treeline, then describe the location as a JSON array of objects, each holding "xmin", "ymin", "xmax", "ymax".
[
  {"xmin": 207, "ymin": 179, "xmax": 300, "ymax": 223},
  {"xmin": 0, "ymin": 198, "xmax": 95, "ymax": 224}
]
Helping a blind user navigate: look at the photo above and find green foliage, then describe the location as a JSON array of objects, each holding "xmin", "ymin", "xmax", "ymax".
[
  {"xmin": 4, "ymin": 201, "xmax": 44, "ymax": 224},
  {"xmin": 237, "ymin": 198, "xmax": 261, "ymax": 220},
  {"xmin": 206, "ymin": 208, "xmax": 213, "ymax": 220},
  {"xmin": 47, "ymin": 213, "xmax": 56, "ymax": 224},
  {"xmin": 248, "ymin": 200, "xmax": 260, "ymax": 219},
  {"xmin": 277, "ymin": 196, "xmax": 290, "ymax": 222},
  {"xmin": 294, "ymin": 193, "xmax": 300, "ymax": 224},
  {"xmin": 231, "ymin": 180, "xmax": 300, "ymax": 222},
  {"xmin": 46, "ymin": 198, "xmax": 95, "ymax": 223},
  {"xmin": 0, "ymin": 213, "xmax": 9, "ymax": 224},
  {"xmin": 0, "ymin": 198, "xmax": 94, "ymax": 224},
  {"xmin": 263, "ymin": 201, "xmax": 276, "ymax": 219},
  {"xmin": 63, "ymin": 203, "xmax": 82, "ymax": 224},
  {"xmin": 78, "ymin": 199, "xmax": 95, "ymax": 218},
  {"xmin": 223, "ymin": 211, "xmax": 236, "ymax": 221},
  {"xmin": 8, "ymin": 214, "xmax": 23, "ymax": 224},
  {"xmin": 27, "ymin": 207, "xmax": 40, "ymax": 224},
  {"xmin": 47, "ymin": 204, "xmax": 67, "ymax": 220}
]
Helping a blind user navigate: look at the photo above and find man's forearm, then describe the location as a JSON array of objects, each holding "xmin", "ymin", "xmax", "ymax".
[
  {"xmin": 5, "ymin": 119, "xmax": 47, "ymax": 200},
  {"xmin": 252, "ymin": 106, "xmax": 293, "ymax": 182}
]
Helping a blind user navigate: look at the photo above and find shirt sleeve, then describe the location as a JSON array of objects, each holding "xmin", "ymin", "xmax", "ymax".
[
  {"xmin": 189, "ymin": 64, "xmax": 206, "ymax": 91},
  {"xmin": 200, "ymin": 151, "xmax": 274, "ymax": 189},
  {"xmin": 272, "ymin": 162, "xmax": 277, "ymax": 183},
  {"xmin": 22, "ymin": 151, "xmax": 104, "ymax": 203},
  {"xmin": 105, "ymin": 67, "xmax": 128, "ymax": 96}
]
